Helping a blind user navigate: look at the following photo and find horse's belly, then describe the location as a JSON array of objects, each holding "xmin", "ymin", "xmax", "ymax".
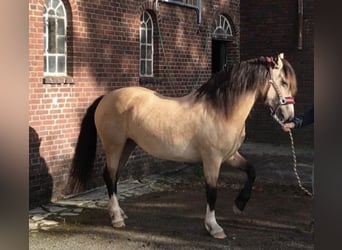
[{"xmin": 131, "ymin": 135, "xmax": 200, "ymax": 162}]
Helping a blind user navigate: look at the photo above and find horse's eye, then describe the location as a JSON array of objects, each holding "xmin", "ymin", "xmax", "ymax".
[{"xmin": 281, "ymin": 80, "xmax": 288, "ymax": 87}]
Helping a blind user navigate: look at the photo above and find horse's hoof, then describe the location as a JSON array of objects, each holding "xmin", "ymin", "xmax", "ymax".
[
  {"xmin": 212, "ymin": 230, "xmax": 227, "ymax": 239},
  {"xmin": 112, "ymin": 220, "xmax": 126, "ymax": 228},
  {"xmin": 232, "ymin": 203, "xmax": 242, "ymax": 215},
  {"xmin": 205, "ymin": 224, "xmax": 227, "ymax": 239}
]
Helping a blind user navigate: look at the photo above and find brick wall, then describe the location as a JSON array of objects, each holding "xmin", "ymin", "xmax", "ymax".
[
  {"xmin": 240, "ymin": 0, "xmax": 314, "ymax": 147},
  {"xmin": 29, "ymin": 0, "xmax": 240, "ymax": 208}
]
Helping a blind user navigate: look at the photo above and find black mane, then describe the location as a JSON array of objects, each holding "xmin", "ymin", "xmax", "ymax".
[{"xmin": 195, "ymin": 57, "xmax": 272, "ymax": 116}]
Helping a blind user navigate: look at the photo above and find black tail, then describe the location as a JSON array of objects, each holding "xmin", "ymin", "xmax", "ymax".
[{"xmin": 69, "ymin": 95, "xmax": 104, "ymax": 192}]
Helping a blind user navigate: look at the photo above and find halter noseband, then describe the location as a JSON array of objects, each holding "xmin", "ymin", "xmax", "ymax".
[{"xmin": 268, "ymin": 78, "xmax": 295, "ymax": 109}]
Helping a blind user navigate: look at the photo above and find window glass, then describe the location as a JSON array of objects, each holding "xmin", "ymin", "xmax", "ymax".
[
  {"xmin": 140, "ymin": 29, "xmax": 146, "ymax": 44},
  {"xmin": 140, "ymin": 46, "xmax": 146, "ymax": 58},
  {"xmin": 48, "ymin": 56, "xmax": 56, "ymax": 72},
  {"xmin": 52, "ymin": 0, "xmax": 59, "ymax": 9},
  {"xmin": 146, "ymin": 62, "xmax": 152, "ymax": 75},
  {"xmin": 140, "ymin": 61, "xmax": 145, "ymax": 75},
  {"xmin": 147, "ymin": 30, "xmax": 152, "ymax": 43},
  {"xmin": 57, "ymin": 37, "xmax": 65, "ymax": 53},
  {"xmin": 57, "ymin": 56, "xmax": 65, "ymax": 73},
  {"xmin": 56, "ymin": 5, "xmax": 65, "ymax": 16},
  {"xmin": 57, "ymin": 19, "xmax": 65, "ymax": 35},
  {"xmin": 47, "ymin": 17, "xmax": 56, "ymax": 53},
  {"xmin": 146, "ymin": 46, "xmax": 152, "ymax": 59}
]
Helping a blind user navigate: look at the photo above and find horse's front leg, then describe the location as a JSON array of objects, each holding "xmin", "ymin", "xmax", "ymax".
[
  {"xmin": 226, "ymin": 151, "xmax": 256, "ymax": 214},
  {"xmin": 203, "ymin": 159, "xmax": 227, "ymax": 239}
]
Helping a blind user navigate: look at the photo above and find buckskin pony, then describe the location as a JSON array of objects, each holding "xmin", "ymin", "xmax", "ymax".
[{"xmin": 70, "ymin": 53, "xmax": 297, "ymax": 239}]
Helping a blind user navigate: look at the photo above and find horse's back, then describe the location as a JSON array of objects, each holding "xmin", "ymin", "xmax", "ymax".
[
  {"xmin": 94, "ymin": 86, "xmax": 202, "ymax": 161},
  {"xmin": 94, "ymin": 86, "xmax": 153, "ymax": 132},
  {"xmin": 97, "ymin": 86, "xmax": 195, "ymax": 117}
]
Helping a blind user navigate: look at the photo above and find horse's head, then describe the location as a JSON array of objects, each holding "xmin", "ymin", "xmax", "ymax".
[{"xmin": 264, "ymin": 53, "xmax": 297, "ymax": 125}]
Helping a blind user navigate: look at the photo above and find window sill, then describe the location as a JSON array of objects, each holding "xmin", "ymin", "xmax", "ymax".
[
  {"xmin": 43, "ymin": 76, "xmax": 74, "ymax": 84},
  {"xmin": 139, "ymin": 77, "xmax": 161, "ymax": 85}
]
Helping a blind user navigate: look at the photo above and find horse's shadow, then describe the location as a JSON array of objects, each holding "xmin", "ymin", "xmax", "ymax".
[{"xmin": 29, "ymin": 126, "xmax": 53, "ymax": 209}]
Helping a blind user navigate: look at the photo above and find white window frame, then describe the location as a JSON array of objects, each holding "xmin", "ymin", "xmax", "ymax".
[
  {"xmin": 164, "ymin": 0, "xmax": 199, "ymax": 7},
  {"xmin": 43, "ymin": 0, "xmax": 67, "ymax": 76},
  {"xmin": 140, "ymin": 11, "xmax": 154, "ymax": 77},
  {"xmin": 212, "ymin": 15, "xmax": 233, "ymax": 40}
]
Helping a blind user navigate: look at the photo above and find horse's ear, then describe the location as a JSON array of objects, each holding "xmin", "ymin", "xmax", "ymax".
[{"xmin": 275, "ymin": 53, "xmax": 284, "ymax": 69}]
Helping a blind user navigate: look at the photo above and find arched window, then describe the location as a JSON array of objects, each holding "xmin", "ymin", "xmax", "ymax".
[
  {"xmin": 43, "ymin": 0, "xmax": 67, "ymax": 75},
  {"xmin": 212, "ymin": 15, "xmax": 233, "ymax": 40},
  {"xmin": 140, "ymin": 11, "xmax": 153, "ymax": 77}
]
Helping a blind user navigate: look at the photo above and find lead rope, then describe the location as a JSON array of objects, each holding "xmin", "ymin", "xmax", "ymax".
[{"xmin": 288, "ymin": 129, "xmax": 313, "ymax": 196}]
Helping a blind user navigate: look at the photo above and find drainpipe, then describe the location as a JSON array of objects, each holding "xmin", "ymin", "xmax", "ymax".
[
  {"xmin": 297, "ymin": 0, "xmax": 303, "ymax": 50},
  {"xmin": 155, "ymin": 0, "xmax": 159, "ymax": 11}
]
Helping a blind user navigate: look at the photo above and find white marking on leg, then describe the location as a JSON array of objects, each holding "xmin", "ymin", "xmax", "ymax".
[
  {"xmin": 204, "ymin": 204, "xmax": 227, "ymax": 239},
  {"xmin": 108, "ymin": 194, "xmax": 125, "ymax": 227}
]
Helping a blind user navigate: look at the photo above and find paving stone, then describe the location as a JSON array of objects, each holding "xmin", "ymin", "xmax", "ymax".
[
  {"xmin": 31, "ymin": 214, "xmax": 49, "ymax": 221},
  {"xmin": 42, "ymin": 204, "xmax": 67, "ymax": 213},
  {"xmin": 60, "ymin": 212, "xmax": 79, "ymax": 216},
  {"xmin": 119, "ymin": 193, "xmax": 132, "ymax": 198},
  {"xmin": 40, "ymin": 220, "xmax": 59, "ymax": 226},
  {"xmin": 73, "ymin": 208, "xmax": 83, "ymax": 213},
  {"xmin": 95, "ymin": 201, "xmax": 108, "ymax": 207},
  {"xmin": 29, "ymin": 222, "xmax": 39, "ymax": 230},
  {"xmin": 84, "ymin": 203, "xmax": 98, "ymax": 208},
  {"xmin": 57, "ymin": 200, "xmax": 87, "ymax": 207},
  {"xmin": 29, "ymin": 207, "xmax": 46, "ymax": 215}
]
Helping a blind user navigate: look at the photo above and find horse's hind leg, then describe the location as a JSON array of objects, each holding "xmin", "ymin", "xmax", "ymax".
[
  {"xmin": 103, "ymin": 139, "xmax": 136, "ymax": 227},
  {"xmin": 226, "ymin": 151, "xmax": 256, "ymax": 214},
  {"xmin": 203, "ymin": 158, "xmax": 227, "ymax": 239}
]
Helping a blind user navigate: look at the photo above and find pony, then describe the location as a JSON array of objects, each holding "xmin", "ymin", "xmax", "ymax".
[{"xmin": 69, "ymin": 53, "xmax": 297, "ymax": 239}]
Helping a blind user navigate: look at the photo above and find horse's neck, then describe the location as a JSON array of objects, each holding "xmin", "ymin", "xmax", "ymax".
[{"xmin": 230, "ymin": 91, "xmax": 257, "ymax": 124}]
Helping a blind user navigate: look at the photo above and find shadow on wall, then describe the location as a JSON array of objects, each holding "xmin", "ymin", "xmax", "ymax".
[{"xmin": 29, "ymin": 126, "xmax": 53, "ymax": 209}]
